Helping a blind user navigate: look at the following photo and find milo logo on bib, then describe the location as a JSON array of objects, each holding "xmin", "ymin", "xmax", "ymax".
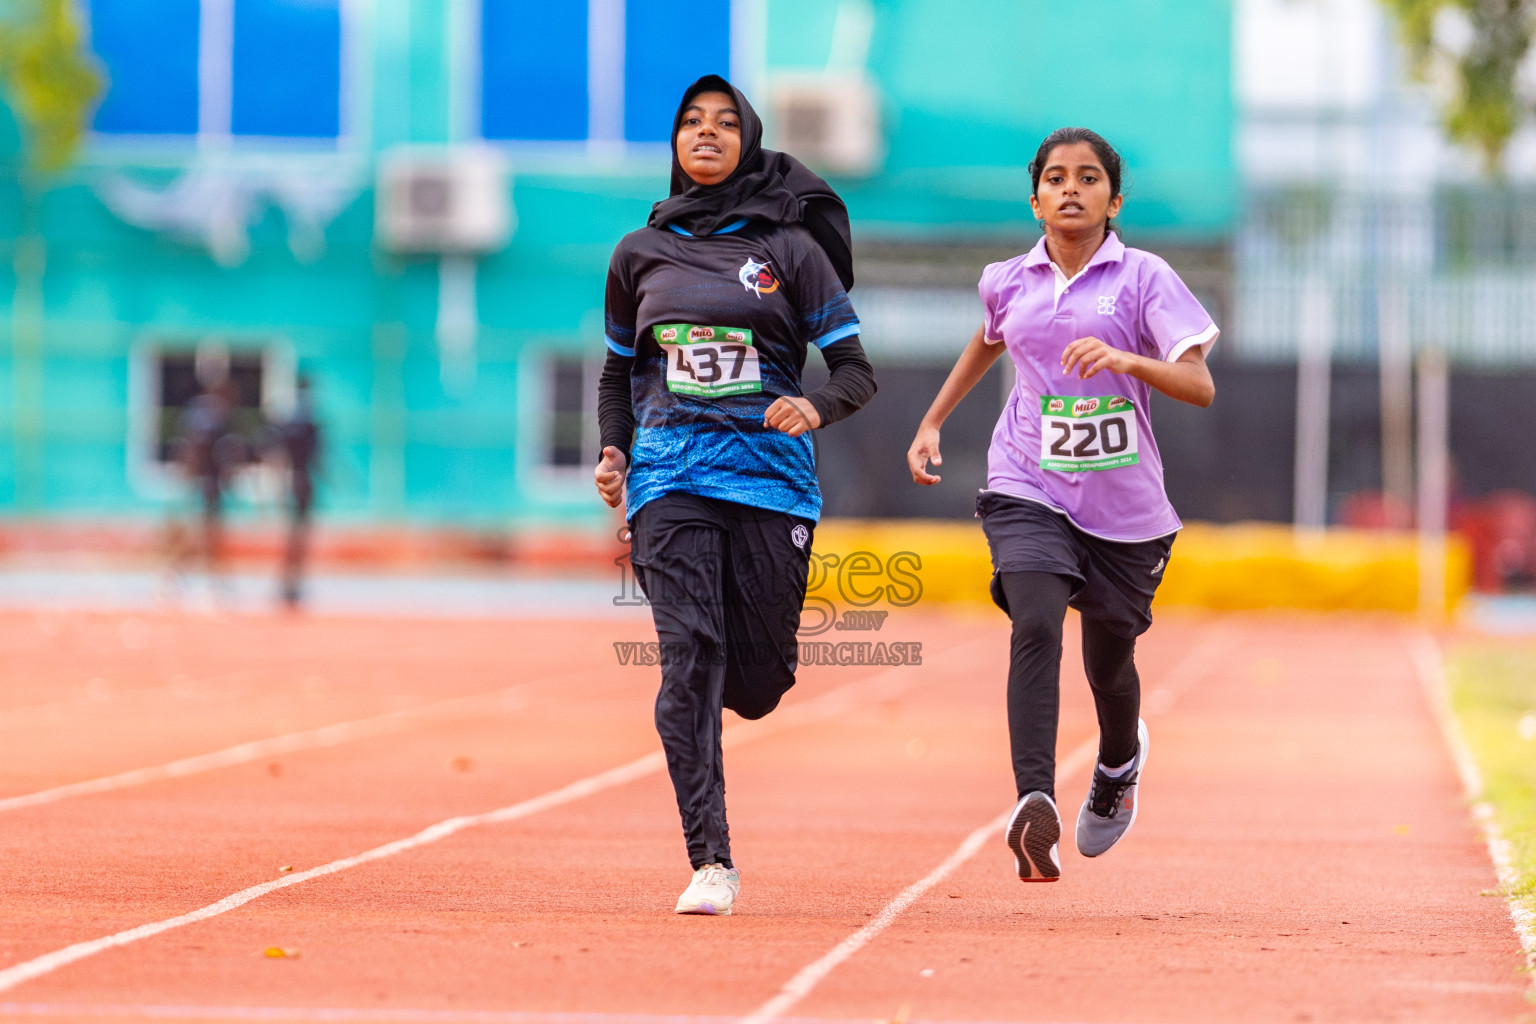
[
  {"xmin": 1039, "ymin": 394, "xmax": 1140, "ymax": 472},
  {"xmin": 653, "ymin": 323, "xmax": 762, "ymax": 398}
]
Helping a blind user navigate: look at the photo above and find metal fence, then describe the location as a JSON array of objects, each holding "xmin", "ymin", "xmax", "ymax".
[{"xmin": 1233, "ymin": 188, "xmax": 1536, "ymax": 367}]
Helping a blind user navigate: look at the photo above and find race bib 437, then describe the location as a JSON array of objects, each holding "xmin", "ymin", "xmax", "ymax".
[
  {"xmin": 1039, "ymin": 395, "xmax": 1140, "ymax": 472},
  {"xmin": 654, "ymin": 324, "xmax": 761, "ymax": 398}
]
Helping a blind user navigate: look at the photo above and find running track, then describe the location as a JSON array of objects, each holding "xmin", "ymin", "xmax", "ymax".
[{"xmin": 0, "ymin": 606, "xmax": 1528, "ymax": 1023}]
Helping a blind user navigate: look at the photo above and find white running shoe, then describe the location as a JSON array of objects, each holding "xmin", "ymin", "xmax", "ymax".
[{"xmin": 674, "ymin": 863, "xmax": 739, "ymax": 915}]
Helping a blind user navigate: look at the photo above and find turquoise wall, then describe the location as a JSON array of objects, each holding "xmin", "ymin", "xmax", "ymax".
[
  {"xmin": 774, "ymin": 0, "xmax": 1235, "ymax": 238},
  {"xmin": 0, "ymin": 0, "xmax": 1233, "ymax": 527}
]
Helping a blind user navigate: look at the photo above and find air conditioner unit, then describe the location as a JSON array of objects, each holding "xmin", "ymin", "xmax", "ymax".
[
  {"xmin": 376, "ymin": 146, "xmax": 513, "ymax": 254},
  {"xmin": 768, "ymin": 74, "xmax": 883, "ymax": 177}
]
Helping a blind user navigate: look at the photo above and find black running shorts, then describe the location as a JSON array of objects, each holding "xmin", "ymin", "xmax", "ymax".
[{"xmin": 976, "ymin": 490, "xmax": 1175, "ymax": 639}]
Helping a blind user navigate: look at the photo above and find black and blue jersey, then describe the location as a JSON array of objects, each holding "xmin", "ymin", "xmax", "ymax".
[{"xmin": 601, "ymin": 217, "xmax": 872, "ymax": 522}]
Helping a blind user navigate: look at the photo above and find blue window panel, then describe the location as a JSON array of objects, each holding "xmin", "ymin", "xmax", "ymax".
[
  {"xmin": 481, "ymin": 1, "xmax": 589, "ymax": 141},
  {"xmin": 624, "ymin": 0, "xmax": 730, "ymax": 143},
  {"xmin": 232, "ymin": 0, "xmax": 342, "ymax": 137},
  {"xmin": 89, "ymin": 0, "xmax": 200, "ymax": 134}
]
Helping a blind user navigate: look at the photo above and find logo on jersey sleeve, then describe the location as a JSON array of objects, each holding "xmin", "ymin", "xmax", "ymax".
[{"xmin": 738, "ymin": 257, "xmax": 780, "ymax": 297}]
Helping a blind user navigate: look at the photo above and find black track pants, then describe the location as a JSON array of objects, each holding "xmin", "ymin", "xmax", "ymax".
[
  {"xmin": 630, "ymin": 492, "xmax": 813, "ymax": 869},
  {"xmin": 997, "ymin": 571, "xmax": 1142, "ymax": 800}
]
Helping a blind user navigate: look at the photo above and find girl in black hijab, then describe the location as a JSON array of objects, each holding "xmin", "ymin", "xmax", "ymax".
[{"xmin": 595, "ymin": 75, "xmax": 875, "ymax": 916}]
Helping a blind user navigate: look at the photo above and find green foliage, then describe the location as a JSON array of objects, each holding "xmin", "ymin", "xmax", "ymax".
[
  {"xmin": 0, "ymin": 0, "xmax": 103, "ymax": 174},
  {"xmin": 1381, "ymin": 0, "xmax": 1535, "ymax": 171}
]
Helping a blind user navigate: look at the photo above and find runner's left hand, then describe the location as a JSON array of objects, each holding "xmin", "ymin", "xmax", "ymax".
[
  {"xmin": 764, "ymin": 396, "xmax": 821, "ymax": 437},
  {"xmin": 1061, "ymin": 336, "xmax": 1136, "ymax": 380}
]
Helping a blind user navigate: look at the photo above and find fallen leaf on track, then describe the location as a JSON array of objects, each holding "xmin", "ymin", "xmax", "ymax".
[{"xmin": 263, "ymin": 947, "xmax": 300, "ymax": 958}]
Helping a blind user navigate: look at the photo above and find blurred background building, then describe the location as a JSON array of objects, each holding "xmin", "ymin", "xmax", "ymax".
[{"xmin": 1, "ymin": 0, "xmax": 1533, "ymax": 588}]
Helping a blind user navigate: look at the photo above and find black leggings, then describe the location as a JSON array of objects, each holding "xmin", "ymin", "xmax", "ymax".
[
  {"xmin": 998, "ymin": 571, "xmax": 1141, "ymax": 801},
  {"xmin": 630, "ymin": 493, "xmax": 812, "ymax": 870}
]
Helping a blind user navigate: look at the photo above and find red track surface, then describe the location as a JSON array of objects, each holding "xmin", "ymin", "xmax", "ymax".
[{"xmin": 0, "ymin": 607, "xmax": 1529, "ymax": 1023}]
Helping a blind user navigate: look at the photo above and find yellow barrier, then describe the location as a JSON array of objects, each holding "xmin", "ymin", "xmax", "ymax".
[{"xmin": 813, "ymin": 519, "xmax": 1472, "ymax": 614}]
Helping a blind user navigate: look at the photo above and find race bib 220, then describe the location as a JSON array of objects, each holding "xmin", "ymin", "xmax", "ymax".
[
  {"xmin": 1039, "ymin": 395, "xmax": 1139, "ymax": 472},
  {"xmin": 654, "ymin": 324, "xmax": 761, "ymax": 398}
]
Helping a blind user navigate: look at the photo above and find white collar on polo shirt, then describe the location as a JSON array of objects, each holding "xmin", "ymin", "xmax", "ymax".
[
  {"xmin": 1050, "ymin": 261, "xmax": 1089, "ymax": 303},
  {"xmin": 1027, "ymin": 232, "xmax": 1126, "ymax": 308}
]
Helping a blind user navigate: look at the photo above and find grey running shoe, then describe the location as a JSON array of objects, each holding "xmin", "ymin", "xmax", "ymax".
[
  {"xmin": 1005, "ymin": 791, "xmax": 1062, "ymax": 882},
  {"xmin": 1076, "ymin": 718, "xmax": 1150, "ymax": 858}
]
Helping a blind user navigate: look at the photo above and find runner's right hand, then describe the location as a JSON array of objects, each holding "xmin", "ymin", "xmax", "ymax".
[
  {"xmin": 595, "ymin": 446, "xmax": 628, "ymax": 508},
  {"xmin": 907, "ymin": 425, "xmax": 943, "ymax": 485}
]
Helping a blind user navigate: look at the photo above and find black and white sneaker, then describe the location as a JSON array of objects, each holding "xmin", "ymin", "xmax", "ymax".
[
  {"xmin": 1005, "ymin": 791, "xmax": 1062, "ymax": 882},
  {"xmin": 1076, "ymin": 718, "xmax": 1150, "ymax": 858}
]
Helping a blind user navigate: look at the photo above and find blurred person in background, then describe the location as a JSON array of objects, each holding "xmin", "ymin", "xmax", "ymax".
[
  {"xmin": 907, "ymin": 127, "xmax": 1216, "ymax": 883},
  {"xmin": 272, "ymin": 374, "xmax": 322, "ymax": 609},
  {"xmin": 594, "ymin": 75, "xmax": 875, "ymax": 916},
  {"xmin": 176, "ymin": 376, "xmax": 244, "ymax": 587}
]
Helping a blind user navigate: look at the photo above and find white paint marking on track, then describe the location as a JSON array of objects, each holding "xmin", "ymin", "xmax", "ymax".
[
  {"xmin": 737, "ymin": 626, "xmax": 1230, "ymax": 1024},
  {"xmin": 738, "ymin": 739, "xmax": 1096, "ymax": 1024},
  {"xmin": 0, "ymin": 641, "xmax": 983, "ymax": 995},
  {"xmin": 2, "ymin": 625, "xmax": 978, "ymax": 816},
  {"xmin": 0, "ymin": 670, "xmax": 595, "ymax": 814},
  {"xmin": 0, "ymin": 1005, "xmax": 1068, "ymax": 1024},
  {"xmin": 1408, "ymin": 631, "xmax": 1536, "ymax": 977}
]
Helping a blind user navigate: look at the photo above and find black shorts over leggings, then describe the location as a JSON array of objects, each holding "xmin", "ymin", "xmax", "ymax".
[
  {"xmin": 977, "ymin": 491, "xmax": 1172, "ymax": 639},
  {"xmin": 977, "ymin": 491, "xmax": 1175, "ymax": 798}
]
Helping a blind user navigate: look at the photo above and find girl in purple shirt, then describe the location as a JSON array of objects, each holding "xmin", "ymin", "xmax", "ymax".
[{"xmin": 906, "ymin": 128, "xmax": 1217, "ymax": 882}]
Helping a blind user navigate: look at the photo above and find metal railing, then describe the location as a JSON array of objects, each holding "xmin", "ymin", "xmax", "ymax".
[{"xmin": 1233, "ymin": 189, "xmax": 1536, "ymax": 366}]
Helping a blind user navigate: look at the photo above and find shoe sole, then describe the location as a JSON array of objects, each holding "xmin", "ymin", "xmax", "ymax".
[
  {"xmin": 1077, "ymin": 718, "xmax": 1151, "ymax": 858},
  {"xmin": 675, "ymin": 903, "xmax": 731, "ymax": 916},
  {"xmin": 1006, "ymin": 794, "xmax": 1061, "ymax": 882}
]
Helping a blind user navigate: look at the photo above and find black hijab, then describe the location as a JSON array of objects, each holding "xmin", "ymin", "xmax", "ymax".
[{"xmin": 647, "ymin": 74, "xmax": 855, "ymax": 291}]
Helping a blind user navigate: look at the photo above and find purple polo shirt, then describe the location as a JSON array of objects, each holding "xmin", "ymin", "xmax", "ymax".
[{"xmin": 981, "ymin": 233, "xmax": 1218, "ymax": 542}]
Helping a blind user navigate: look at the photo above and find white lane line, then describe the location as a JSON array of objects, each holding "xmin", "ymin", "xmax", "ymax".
[
  {"xmin": 0, "ymin": 1008, "xmax": 740, "ymax": 1024},
  {"xmin": 0, "ymin": 1005, "xmax": 1065, "ymax": 1024},
  {"xmin": 1408, "ymin": 631, "xmax": 1536, "ymax": 978},
  {"xmin": 737, "ymin": 625, "xmax": 1230, "ymax": 1024},
  {"xmin": 737, "ymin": 749, "xmax": 1093, "ymax": 1024},
  {"xmin": 0, "ymin": 753, "xmax": 664, "ymax": 995},
  {"xmin": 0, "ymin": 667, "xmax": 609, "ymax": 815},
  {"xmin": 0, "ymin": 642, "xmax": 979, "ymax": 996}
]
